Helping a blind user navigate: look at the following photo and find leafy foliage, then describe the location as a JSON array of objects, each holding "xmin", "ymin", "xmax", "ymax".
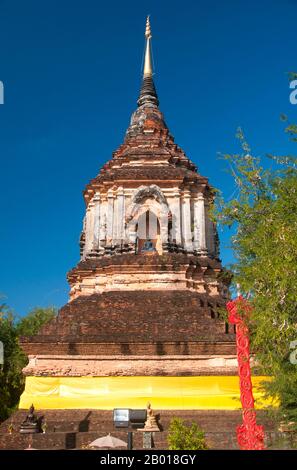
[
  {"xmin": 0, "ymin": 304, "xmax": 25, "ymax": 422},
  {"xmin": 16, "ymin": 307, "xmax": 57, "ymax": 337},
  {"xmin": 167, "ymin": 418, "xmax": 208, "ymax": 450},
  {"xmin": 215, "ymin": 124, "xmax": 297, "ymax": 429},
  {"xmin": 0, "ymin": 304, "xmax": 56, "ymax": 423}
]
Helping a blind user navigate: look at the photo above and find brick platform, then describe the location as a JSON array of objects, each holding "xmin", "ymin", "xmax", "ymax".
[
  {"xmin": 0, "ymin": 409, "xmax": 291, "ymax": 450},
  {"xmin": 21, "ymin": 290, "xmax": 235, "ymax": 347}
]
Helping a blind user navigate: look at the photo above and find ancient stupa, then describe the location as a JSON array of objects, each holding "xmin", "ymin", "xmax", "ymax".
[{"xmin": 19, "ymin": 17, "xmax": 241, "ymax": 412}]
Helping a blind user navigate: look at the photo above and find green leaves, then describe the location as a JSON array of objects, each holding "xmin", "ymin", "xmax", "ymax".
[
  {"xmin": 167, "ymin": 418, "xmax": 208, "ymax": 450},
  {"xmin": 16, "ymin": 307, "xmax": 56, "ymax": 337},
  {"xmin": 216, "ymin": 124, "xmax": 297, "ymax": 428},
  {"xmin": 0, "ymin": 305, "xmax": 57, "ymax": 423}
]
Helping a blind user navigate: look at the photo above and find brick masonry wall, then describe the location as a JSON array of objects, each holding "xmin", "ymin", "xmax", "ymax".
[
  {"xmin": 22, "ymin": 341, "xmax": 236, "ymax": 356},
  {"xmin": 0, "ymin": 410, "xmax": 293, "ymax": 450},
  {"xmin": 21, "ymin": 290, "xmax": 235, "ymax": 351}
]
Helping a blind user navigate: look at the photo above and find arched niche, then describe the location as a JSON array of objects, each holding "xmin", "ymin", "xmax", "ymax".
[
  {"xmin": 135, "ymin": 209, "xmax": 162, "ymax": 253},
  {"xmin": 126, "ymin": 185, "xmax": 170, "ymax": 253}
]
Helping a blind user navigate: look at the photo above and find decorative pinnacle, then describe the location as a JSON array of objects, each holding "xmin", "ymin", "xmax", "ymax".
[
  {"xmin": 145, "ymin": 15, "xmax": 152, "ymax": 39},
  {"xmin": 137, "ymin": 16, "xmax": 159, "ymax": 107},
  {"xmin": 143, "ymin": 15, "xmax": 153, "ymax": 78}
]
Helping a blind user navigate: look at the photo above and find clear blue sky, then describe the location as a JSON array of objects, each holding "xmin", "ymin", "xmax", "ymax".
[{"xmin": 0, "ymin": 0, "xmax": 296, "ymax": 316}]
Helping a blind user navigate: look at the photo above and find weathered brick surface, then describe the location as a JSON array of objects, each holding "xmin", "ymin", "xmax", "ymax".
[
  {"xmin": 1, "ymin": 410, "xmax": 291, "ymax": 450},
  {"xmin": 23, "ymin": 354, "xmax": 238, "ymax": 376},
  {"xmin": 21, "ymin": 291, "xmax": 235, "ymax": 348},
  {"xmin": 83, "ymin": 104, "xmax": 211, "ymax": 203},
  {"xmin": 22, "ymin": 341, "xmax": 236, "ymax": 357},
  {"xmin": 67, "ymin": 253, "xmax": 222, "ymax": 279},
  {"xmin": 67, "ymin": 253, "xmax": 227, "ymax": 301}
]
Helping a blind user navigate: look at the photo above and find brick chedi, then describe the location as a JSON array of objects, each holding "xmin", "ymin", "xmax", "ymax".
[{"xmin": 18, "ymin": 17, "xmax": 242, "ymax": 413}]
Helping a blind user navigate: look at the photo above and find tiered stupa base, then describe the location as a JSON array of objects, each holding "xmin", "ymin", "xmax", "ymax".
[{"xmin": 18, "ymin": 284, "xmax": 273, "ymax": 412}]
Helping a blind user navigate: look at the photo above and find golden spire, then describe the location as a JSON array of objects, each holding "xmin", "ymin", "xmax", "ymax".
[
  {"xmin": 143, "ymin": 15, "xmax": 153, "ymax": 78},
  {"xmin": 137, "ymin": 16, "xmax": 159, "ymax": 107}
]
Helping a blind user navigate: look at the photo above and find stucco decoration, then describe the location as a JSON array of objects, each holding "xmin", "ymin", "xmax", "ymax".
[{"xmin": 126, "ymin": 185, "xmax": 169, "ymax": 224}]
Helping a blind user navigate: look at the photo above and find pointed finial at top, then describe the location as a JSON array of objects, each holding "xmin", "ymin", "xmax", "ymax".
[
  {"xmin": 145, "ymin": 15, "xmax": 152, "ymax": 39},
  {"xmin": 137, "ymin": 16, "xmax": 159, "ymax": 107},
  {"xmin": 143, "ymin": 15, "xmax": 153, "ymax": 78}
]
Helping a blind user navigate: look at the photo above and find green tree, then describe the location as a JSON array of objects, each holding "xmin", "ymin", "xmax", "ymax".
[
  {"xmin": 0, "ymin": 304, "xmax": 56, "ymax": 423},
  {"xmin": 215, "ymin": 124, "xmax": 297, "ymax": 429},
  {"xmin": 16, "ymin": 306, "xmax": 56, "ymax": 337},
  {"xmin": 167, "ymin": 418, "xmax": 208, "ymax": 450},
  {"xmin": 0, "ymin": 304, "xmax": 25, "ymax": 422}
]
